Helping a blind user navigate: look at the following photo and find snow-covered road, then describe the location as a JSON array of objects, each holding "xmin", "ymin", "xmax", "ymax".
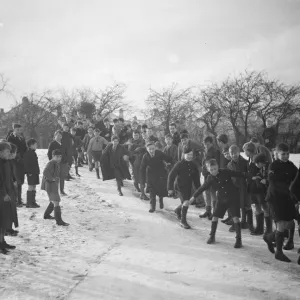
[{"xmin": 0, "ymin": 150, "xmax": 299, "ymax": 300}]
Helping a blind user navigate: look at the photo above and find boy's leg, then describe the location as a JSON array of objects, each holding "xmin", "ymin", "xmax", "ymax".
[
  {"xmin": 200, "ymin": 189, "xmax": 212, "ymax": 219},
  {"xmin": 26, "ymin": 185, "xmax": 34, "ymax": 208},
  {"xmin": 262, "ymin": 202, "xmax": 273, "ymax": 235},
  {"xmin": 53, "ymin": 201, "xmax": 69, "ymax": 226},
  {"xmin": 175, "ymin": 192, "xmax": 184, "ymax": 220},
  {"xmin": 95, "ymin": 160, "xmax": 100, "ymax": 179},
  {"xmin": 74, "ymin": 153, "xmax": 80, "ymax": 176},
  {"xmin": 159, "ymin": 195, "xmax": 164, "ymax": 209},
  {"xmin": 17, "ymin": 183, "xmax": 24, "ymax": 206},
  {"xmin": 180, "ymin": 200, "xmax": 191, "ymax": 229},
  {"xmin": 207, "ymin": 217, "xmax": 218, "ymax": 244},
  {"xmin": 31, "ymin": 185, "xmax": 40, "ymax": 208},
  {"xmin": 149, "ymin": 191, "xmax": 156, "ymax": 213},
  {"xmin": 251, "ymin": 195, "xmax": 264, "ymax": 235},
  {"xmin": 233, "ymin": 216, "xmax": 242, "ymax": 248},
  {"xmin": 114, "ymin": 168, "xmax": 123, "ymax": 196},
  {"xmin": 283, "ymin": 220, "xmax": 295, "ymax": 250},
  {"xmin": 275, "ymin": 221, "xmax": 291, "ymax": 262},
  {"xmin": 44, "ymin": 201, "xmax": 55, "ymax": 220}
]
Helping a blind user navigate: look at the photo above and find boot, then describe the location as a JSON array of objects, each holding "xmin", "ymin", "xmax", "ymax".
[
  {"xmin": 275, "ymin": 231, "xmax": 291, "ymax": 262},
  {"xmin": 221, "ymin": 216, "xmax": 231, "ymax": 224},
  {"xmin": 0, "ymin": 243, "xmax": 9, "ymax": 255},
  {"xmin": 225, "ymin": 218, "xmax": 234, "ymax": 226},
  {"xmin": 149, "ymin": 196, "xmax": 156, "ymax": 213},
  {"xmin": 54, "ymin": 206, "xmax": 69, "ymax": 226},
  {"xmin": 234, "ymin": 222, "xmax": 242, "ymax": 248},
  {"xmin": 96, "ymin": 168, "xmax": 100, "ymax": 179},
  {"xmin": 199, "ymin": 206, "xmax": 212, "ymax": 219},
  {"xmin": 251, "ymin": 213, "xmax": 264, "ymax": 235},
  {"xmin": 174, "ymin": 205, "xmax": 182, "ymax": 220},
  {"xmin": 26, "ymin": 191, "xmax": 35, "ymax": 208},
  {"xmin": 283, "ymin": 221, "xmax": 295, "ymax": 250},
  {"xmin": 207, "ymin": 221, "xmax": 218, "ymax": 244},
  {"xmin": 246, "ymin": 209, "xmax": 254, "ymax": 233},
  {"xmin": 159, "ymin": 197, "xmax": 164, "ymax": 209},
  {"xmin": 134, "ymin": 182, "xmax": 141, "ymax": 192},
  {"xmin": 241, "ymin": 209, "xmax": 248, "ymax": 229},
  {"xmin": 229, "ymin": 224, "xmax": 235, "ymax": 232},
  {"xmin": 140, "ymin": 185, "xmax": 149, "ymax": 200},
  {"xmin": 180, "ymin": 206, "xmax": 191, "ymax": 229},
  {"xmin": 263, "ymin": 231, "xmax": 275, "ymax": 254},
  {"xmin": 75, "ymin": 166, "xmax": 81, "ymax": 177},
  {"xmin": 2, "ymin": 240, "xmax": 16, "ymax": 250},
  {"xmin": 32, "ymin": 191, "xmax": 40, "ymax": 208},
  {"xmin": 44, "ymin": 202, "xmax": 55, "ymax": 220},
  {"xmin": 264, "ymin": 216, "xmax": 273, "ymax": 235}
]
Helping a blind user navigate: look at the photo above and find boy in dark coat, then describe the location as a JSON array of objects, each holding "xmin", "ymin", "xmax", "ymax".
[
  {"xmin": 262, "ymin": 119, "xmax": 277, "ymax": 152},
  {"xmin": 140, "ymin": 141, "xmax": 173, "ymax": 213},
  {"xmin": 7, "ymin": 123, "xmax": 27, "ymax": 207},
  {"xmin": 24, "ymin": 138, "xmax": 40, "ymax": 208},
  {"xmin": 263, "ymin": 143, "xmax": 298, "ymax": 263},
  {"xmin": 169, "ymin": 123, "xmax": 181, "ymax": 147},
  {"xmin": 82, "ymin": 127, "xmax": 94, "ymax": 171},
  {"xmin": 190, "ymin": 159, "xmax": 245, "ymax": 248},
  {"xmin": 61, "ymin": 123, "xmax": 74, "ymax": 180},
  {"xmin": 227, "ymin": 145, "xmax": 251, "ymax": 230},
  {"xmin": 200, "ymin": 136, "xmax": 220, "ymax": 219},
  {"xmin": 0, "ymin": 142, "xmax": 16, "ymax": 254},
  {"xmin": 100, "ymin": 135, "xmax": 131, "ymax": 196},
  {"xmin": 6, "ymin": 143, "xmax": 19, "ymax": 236},
  {"xmin": 41, "ymin": 149, "xmax": 69, "ymax": 226},
  {"xmin": 167, "ymin": 148, "xmax": 200, "ymax": 229}
]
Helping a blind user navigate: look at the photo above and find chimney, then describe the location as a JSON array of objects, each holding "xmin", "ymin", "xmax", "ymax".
[
  {"xmin": 119, "ymin": 108, "xmax": 124, "ymax": 119},
  {"xmin": 22, "ymin": 96, "xmax": 29, "ymax": 105}
]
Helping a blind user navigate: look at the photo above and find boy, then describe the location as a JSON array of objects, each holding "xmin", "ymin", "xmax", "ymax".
[
  {"xmin": 243, "ymin": 142, "xmax": 265, "ymax": 234},
  {"xmin": 141, "ymin": 124, "xmax": 148, "ymax": 134},
  {"xmin": 190, "ymin": 159, "xmax": 245, "ymax": 248},
  {"xmin": 140, "ymin": 141, "xmax": 173, "ymax": 212},
  {"xmin": 163, "ymin": 134, "xmax": 178, "ymax": 173},
  {"xmin": 146, "ymin": 127, "xmax": 158, "ymax": 143},
  {"xmin": 41, "ymin": 149, "xmax": 69, "ymax": 226},
  {"xmin": 6, "ymin": 143, "xmax": 19, "ymax": 236},
  {"xmin": 250, "ymin": 137, "xmax": 273, "ymax": 164},
  {"xmin": 169, "ymin": 123, "xmax": 181, "ymax": 146},
  {"xmin": 216, "ymin": 134, "xmax": 230, "ymax": 168},
  {"xmin": 132, "ymin": 146, "xmax": 148, "ymax": 195},
  {"xmin": 263, "ymin": 143, "xmax": 298, "ymax": 262},
  {"xmin": 227, "ymin": 145, "xmax": 251, "ymax": 230},
  {"xmin": 7, "ymin": 123, "xmax": 27, "ymax": 207},
  {"xmin": 0, "ymin": 141, "xmax": 16, "ymax": 254},
  {"xmin": 102, "ymin": 118, "xmax": 112, "ymax": 141},
  {"xmin": 168, "ymin": 148, "xmax": 200, "ymax": 229},
  {"xmin": 70, "ymin": 127, "xmax": 82, "ymax": 177},
  {"xmin": 24, "ymin": 138, "xmax": 40, "ymax": 208},
  {"xmin": 253, "ymin": 153, "xmax": 272, "ymax": 236},
  {"xmin": 112, "ymin": 118, "xmax": 122, "ymax": 137},
  {"xmin": 200, "ymin": 136, "xmax": 219, "ymax": 219},
  {"xmin": 48, "ymin": 130, "xmax": 67, "ymax": 196},
  {"xmin": 87, "ymin": 128, "xmax": 109, "ymax": 179},
  {"xmin": 262, "ymin": 119, "xmax": 277, "ymax": 152},
  {"xmin": 61, "ymin": 123, "xmax": 74, "ymax": 180},
  {"xmin": 82, "ymin": 127, "xmax": 94, "ymax": 171},
  {"xmin": 100, "ymin": 135, "xmax": 131, "ymax": 196},
  {"xmin": 95, "ymin": 114, "xmax": 106, "ymax": 133},
  {"xmin": 75, "ymin": 121, "xmax": 87, "ymax": 165}
]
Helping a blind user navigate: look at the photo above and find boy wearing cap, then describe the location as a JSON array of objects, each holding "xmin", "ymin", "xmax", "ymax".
[
  {"xmin": 140, "ymin": 141, "xmax": 173, "ymax": 212},
  {"xmin": 167, "ymin": 148, "xmax": 200, "ymax": 229},
  {"xmin": 100, "ymin": 135, "xmax": 131, "ymax": 196}
]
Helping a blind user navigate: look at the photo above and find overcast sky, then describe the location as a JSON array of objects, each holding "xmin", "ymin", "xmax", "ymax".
[{"xmin": 0, "ymin": 0, "xmax": 300, "ymax": 112}]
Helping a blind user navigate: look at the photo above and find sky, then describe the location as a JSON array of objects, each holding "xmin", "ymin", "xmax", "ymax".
[{"xmin": 0, "ymin": 0, "xmax": 300, "ymax": 113}]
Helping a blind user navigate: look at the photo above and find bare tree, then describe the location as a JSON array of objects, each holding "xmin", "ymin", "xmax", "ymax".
[
  {"xmin": 145, "ymin": 83, "xmax": 194, "ymax": 134},
  {"xmin": 5, "ymin": 91, "xmax": 60, "ymax": 139},
  {"xmin": 193, "ymin": 87, "xmax": 223, "ymax": 137}
]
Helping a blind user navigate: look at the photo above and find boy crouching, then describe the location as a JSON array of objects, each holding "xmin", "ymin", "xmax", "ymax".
[{"xmin": 41, "ymin": 150, "xmax": 69, "ymax": 226}]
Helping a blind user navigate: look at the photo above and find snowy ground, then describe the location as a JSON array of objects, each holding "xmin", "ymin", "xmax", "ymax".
[{"xmin": 0, "ymin": 150, "xmax": 299, "ymax": 300}]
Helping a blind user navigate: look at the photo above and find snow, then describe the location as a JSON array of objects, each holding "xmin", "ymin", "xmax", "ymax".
[{"xmin": 0, "ymin": 150, "xmax": 299, "ymax": 300}]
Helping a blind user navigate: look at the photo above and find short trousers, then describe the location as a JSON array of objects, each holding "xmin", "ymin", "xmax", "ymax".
[
  {"xmin": 213, "ymin": 200, "xmax": 240, "ymax": 219},
  {"xmin": 92, "ymin": 151, "xmax": 102, "ymax": 162},
  {"xmin": 27, "ymin": 174, "xmax": 40, "ymax": 185}
]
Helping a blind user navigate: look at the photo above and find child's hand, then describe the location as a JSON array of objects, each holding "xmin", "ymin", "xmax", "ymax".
[
  {"xmin": 123, "ymin": 155, "xmax": 129, "ymax": 161},
  {"xmin": 260, "ymin": 179, "xmax": 267, "ymax": 185},
  {"xmin": 189, "ymin": 197, "xmax": 195, "ymax": 205},
  {"xmin": 4, "ymin": 195, "xmax": 11, "ymax": 202}
]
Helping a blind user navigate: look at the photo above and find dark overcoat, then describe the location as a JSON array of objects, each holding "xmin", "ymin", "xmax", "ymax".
[
  {"xmin": 266, "ymin": 160, "xmax": 298, "ymax": 222},
  {"xmin": 24, "ymin": 149, "xmax": 40, "ymax": 175},
  {"xmin": 140, "ymin": 150, "xmax": 173, "ymax": 197},
  {"xmin": 61, "ymin": 131, "xmax": 73, "ymax": 165},
  {"xmin": 167, "ymin": 159, "xmax": 200, "ymax": 200},
  {"xmin": 100, "ymin": 143, "xmax": 131, "ymax": 181},
  {"xmin": 132, "ymin": 147, "xmax": 147, "ymax": 184}
]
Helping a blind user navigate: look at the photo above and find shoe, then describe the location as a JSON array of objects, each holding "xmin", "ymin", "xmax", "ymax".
[
  {"xmin": 199, "ymin": 206, "xmax": 212, "ymax": 219},
  {"xmin": 207, "ymin": 221, "xmax": 218, "ymax": 244},
  {"xmin": 0, "ymin": 243, "xmax": 9, "ymax": 255},
  {"xmin": 229, "ymin": 224, "xmax": 235, "ymax": 232},
  {"xmin": 134, "ymin": 183, "xmax": 141, "ymax": 193},
  {"xmin": 225, "ymin": 219, "xmax": 234, "ymax": 226},
  {"xmin": 140, "ymin": 193, "xmax": 149, "ymax": 201},
  {"xmin": 5, "ymin": 229, "xmax": 18, "ymax": 236},
  {"xmin": 118, "ymin": 190, "xmax": 123, "ymax": 196},
  {"xmin": 17, "ymin": 201, "xmax": 24, "ymax": 207},
  {"xmin": 221, "ymin": 216, "xmax": 231, "ymax": 224},
  {"xmin": 2, "ymin": 241, "xmax": 16, "ymax": 250},
  {"xmin": 149, "ymin": 197, "xmax": 156, "ymax": 213},
  {"xmin": 96, "ymin": 168, "xmax": 100, "ymax": 179},
  {"xmin": 275, "ymin": 231, "xmax": 291, "ymax": 263},
  {"xmin": 60, "ymin": 191, "xmax": 67, "ymax": 196},
  {"xmin": 283, "ymin": 222, "xmax": 295, "ymax": 250}
]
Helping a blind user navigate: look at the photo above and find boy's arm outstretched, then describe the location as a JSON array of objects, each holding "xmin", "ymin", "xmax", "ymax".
[{"xmin": 190, "ymin": 176, "xmax": 213, "ymax": 200}]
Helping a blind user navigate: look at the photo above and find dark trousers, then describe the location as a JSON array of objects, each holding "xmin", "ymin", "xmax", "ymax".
[{"xmin": 114, "ymin": 167, "xmax": 123, "ymax": 190}]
